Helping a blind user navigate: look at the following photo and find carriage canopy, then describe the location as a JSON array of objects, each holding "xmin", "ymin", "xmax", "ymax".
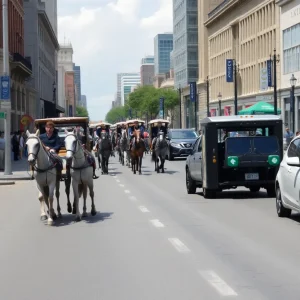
[{"xmin": 148, "ymin": 119, "xmax": 169, "ymax": 139}]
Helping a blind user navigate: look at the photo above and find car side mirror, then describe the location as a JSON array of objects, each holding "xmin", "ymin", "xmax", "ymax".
[{"xmin": 286, "ymin": 156, "xmax": 300, "ymax": 166}]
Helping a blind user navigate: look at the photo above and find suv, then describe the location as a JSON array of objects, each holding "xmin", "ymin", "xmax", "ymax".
[{"xmin": 166, "ymin": 129, "xmax": 198, "ymax": 160}]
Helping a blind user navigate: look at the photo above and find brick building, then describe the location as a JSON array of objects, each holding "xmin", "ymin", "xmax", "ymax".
[{"xmin": 0, "ymin": 0, "xmax": 34, "ymax": 131}]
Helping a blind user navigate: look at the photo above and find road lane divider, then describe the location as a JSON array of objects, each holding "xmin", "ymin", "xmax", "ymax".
[
  {"xmin": 198, "ymin": 270, "xmax": 238, "ymax": 297},
  {"xmin": 168, "ymin": 238, "xmax": 190, "ymax": 253}
]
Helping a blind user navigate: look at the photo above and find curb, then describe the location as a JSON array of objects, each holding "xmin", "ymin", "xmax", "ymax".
[{"xmin": 0, "ymin": 181, "xmax": 15, "ymax": 186}]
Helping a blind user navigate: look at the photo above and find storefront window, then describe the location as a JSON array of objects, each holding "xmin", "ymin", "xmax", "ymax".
[
  {"xmin": 285, "ymin": 98, "xmax": 291, "ymax": 128},
  {"xmin": 185, "ymin": 97, "xmax": 195, "ymax": 128}
]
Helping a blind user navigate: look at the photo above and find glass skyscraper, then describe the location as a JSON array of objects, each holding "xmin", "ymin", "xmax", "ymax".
[
  {"xmin": 73, "ymin": 63, "xmax": 81, "ymax": 104},
  {"xmin": 154, "ymin": 33, "xmax": 173, "ymax": 75}
]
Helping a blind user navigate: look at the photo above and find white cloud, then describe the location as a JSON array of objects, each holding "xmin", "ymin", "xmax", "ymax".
[{"xmin": 58, "ymin": 0, "xmax": 173, "ymax": 121}]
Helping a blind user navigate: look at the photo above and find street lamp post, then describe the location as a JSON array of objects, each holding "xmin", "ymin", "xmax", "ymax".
[
  {"xmin": 2, "ymin": 0, "xmax": 12, "ymax": 175},
  {"xmin": 290, "ymin": 74, "xmax": 297, "ymax": 133},
  {"xmin": 218, "ymin": 92, "xmax": 222, "ymax": 116},
  {"xmin": 178, "ymin": 85, "xmax": 182, "ymax": 128},
  {"xmin": 206, "ymin": 76, "xmax": 210, "ymax": 117}
]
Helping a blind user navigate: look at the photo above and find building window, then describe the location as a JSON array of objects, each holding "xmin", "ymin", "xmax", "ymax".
[{"xmin": 283, "ymin": 23, "xmax": 300, "ymax": 74}]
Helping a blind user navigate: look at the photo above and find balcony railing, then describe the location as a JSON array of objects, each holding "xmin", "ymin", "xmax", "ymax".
[
  {"xmin": 13, "ymin": 53, "xmax": 32, "ymax": 71},
  {"xmin": 208, "ymin": 0, "xmax": 230, "ymax": 18}
]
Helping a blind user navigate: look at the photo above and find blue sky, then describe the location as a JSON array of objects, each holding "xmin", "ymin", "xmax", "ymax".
[{"xmin": 57, "ymin": 0, "xmax": 173, "ymax": 121}]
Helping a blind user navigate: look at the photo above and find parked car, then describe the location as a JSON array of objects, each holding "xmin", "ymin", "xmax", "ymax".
[
  {"xmin": 276, "ymin": 135, "xmax": 300, "ymax": 218},
  {"xmin": 166, "ymin": 129, "xmax": 198, "ymax": 160}
]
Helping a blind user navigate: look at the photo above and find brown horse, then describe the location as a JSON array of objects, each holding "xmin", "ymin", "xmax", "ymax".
[{"xmin": 131, "ymin": 129, "xmax": 146, "ymax": 174}]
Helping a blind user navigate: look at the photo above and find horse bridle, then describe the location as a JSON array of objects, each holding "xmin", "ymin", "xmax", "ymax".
[
  {"xmin": 26, "ymin": 136, "xmax": 41, "ymax": 160},
  {"xmin": 65, "ymin": 133, "xmax": 81, "ymax": 154}
]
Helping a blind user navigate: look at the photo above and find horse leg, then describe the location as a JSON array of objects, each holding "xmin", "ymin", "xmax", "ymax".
[
  {"xmin": 82, "ymin": 184, "xmax": 88, "ymax": 218},
  {"xmin": 88, "ymin": 180, "xmax": 97, "ymax": 216},
  {"xmin": 47, "ymin": 183, "xmax": 56, "ymax": 226},
  {"xmin": 139, "ymin": 156, "xmax": 142, "ymax": 175},
  {"xmin": 106, "ymin": 157, "xmax": 109, "ymax": 174},
  {"xmin": 157, "ymin": 157, "xmax": 160, "ymax": 173},
  {"xmin": 161, "ymin": 158, "xmax": 165, "ymax": 173},
  {"xmin": 72, "ymin": 179, "xmax": 81, "ymax": 222},
  {"xmin": 55, "ymin": 177, "xmax": 62, "ymax": 218},
  {"xmin": 38, "ymin": 190, "xmax": 48, "ymax": 221}
]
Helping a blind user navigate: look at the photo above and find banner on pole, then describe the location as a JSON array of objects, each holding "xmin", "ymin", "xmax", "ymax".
[{"xmin": 226, "ymin": 59, "xmax": 234, "ymax": 82}]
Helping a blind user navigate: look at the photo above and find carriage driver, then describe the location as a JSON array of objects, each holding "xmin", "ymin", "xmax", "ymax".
[
  {"xmin": 39, "ymin": 121, "xmax": 63, "ymax": 178},
  {"xmin": 129, "ymin": 120, "xmax": 145, "ymax": 150}
]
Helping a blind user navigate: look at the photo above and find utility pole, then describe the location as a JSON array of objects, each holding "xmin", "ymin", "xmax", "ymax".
[
  {"xmin": 178, "ymin": 86, "xmax": 182, "ymax": 128},
  {"xmin": 234, "ymin": 61, "xmax": 238, "ymax": 115},
  {"xmin": 206, "ymin": 76, "xmax": 210, "ymax": 117},
  {"xmin": 273, "ymin": 49, "xmax": 278, "ymax": 115},
  {"xmin": 2, "ymin": 0, "xmax": 12, "ymax": 175}
]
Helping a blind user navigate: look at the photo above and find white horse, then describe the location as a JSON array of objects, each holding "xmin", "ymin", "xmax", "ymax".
[
  {"xmin": 26, "ymin": 129, "xmax": 61, "ymax": 225},
  {"xmin": 64, "ymin": 130, "xmax": 96, "ymax": 222}
]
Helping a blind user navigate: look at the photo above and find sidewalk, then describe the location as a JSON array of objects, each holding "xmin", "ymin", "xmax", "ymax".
[{"xmin": 0, "ymin": 158, "xmax": 32, "ymax": 183}]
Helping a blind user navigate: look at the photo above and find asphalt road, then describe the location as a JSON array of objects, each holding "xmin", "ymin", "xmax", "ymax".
[{"xmin": 1, "ymin": 154, "xmax": 300, "ymax": 300}]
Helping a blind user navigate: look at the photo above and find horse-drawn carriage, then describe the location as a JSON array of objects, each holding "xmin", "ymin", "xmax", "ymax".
[
  {"xmin": 148, "ymin": 119, "xmax": 169, "ymax": 173},
  {"xmin": 148, "ymin": 119, "xmax": 169, "ymax": 144},
  {"xmin": 28, "ymin": 117, "xmax": 96, "ymax": 225},
  {"xmin": 34, "ymin": 117, "xmax": 91, "ymax": 180},
  {"xmin": 91, "ymin": 122, "xmax": 113, "ymax": 173}
]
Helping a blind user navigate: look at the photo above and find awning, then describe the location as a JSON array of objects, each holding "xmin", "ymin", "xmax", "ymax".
[{"xmin": 238, "ymin": 101, "xmax": 281, "ymax": 115}]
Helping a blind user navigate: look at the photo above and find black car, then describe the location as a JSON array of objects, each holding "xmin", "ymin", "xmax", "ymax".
[{"xmin": 166, "ymin": 129, "xmax": 198, "ymax": 160}]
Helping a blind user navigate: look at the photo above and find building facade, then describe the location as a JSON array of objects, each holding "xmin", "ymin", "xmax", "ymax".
[
  {"xmin": 58, "ymin": 43, "xmax": 76, "ymax": 117},
  {"xmin": 204, "ymin": 0, "xmax": 280, "ymax": 118},
  {"xmin": 81, "ymin": 95, "xmax": 87, "ymax": 108},
  {"xmin": 277, "ymin": 0, "xmax": 300, "ymax": 131},
  {"xmin": 173, "ymin": 0, "xmax": 198, "ymax": 89},
  {"xmin": 73, "ymin": 63, "xmax": 81, "ymax": 105},
  {"xmin": 0, "ymin": 0, "xmax": 34, "ymax": 132},
  {"xmin": 115, "ymin": 72, "xmax": 137, "ymax": 106},
  {"xmin": 120, "ymin": 74, "xmax": 140, "ymax": 105},
  {"xmin": 154, "ymin": 33, "xmax": 174, "ymax": 75},
  {"xmin": 140, "ymin": 55, "xmax": 154, "ymax": 86},
  {"xmin": 24, "ymin": 0, "xmax": 61, "ymax": 119}
]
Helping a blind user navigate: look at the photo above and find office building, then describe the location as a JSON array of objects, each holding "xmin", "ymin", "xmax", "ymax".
[
  {"xmin": 58, "ymin": 43, "xmax": 76, "ymax": 116},
  {"xmin": 73, "ymin": 63, "xmax": 81, "ymax": 105},
  {"xmin": 140, "ymin": 55, "xmax": 154, "ymax": 86},
  {"xmin": 173, "ymin": 0, "xmax": 198, "ymax": 89},
  {"xmin": 277, "ymin": 0, "xmax": 300, "ymax": 131},
  {"xmin": 154, "ymin": 33, "xmax": 173, "ymax": 75},
  {"xmin": 198, "ymin": 0, "xmax": 279, "ymax": 119},
  {"xmin": 120, "ymin": 74, "xmax": 141, "ymax": 105},
  {"xmin": 81, "ymin": 95, "xmax": 87, "ymax": 109},
  {"xmin": 24, "ymin": 0, "xmax": 61, "ymax": 118}
]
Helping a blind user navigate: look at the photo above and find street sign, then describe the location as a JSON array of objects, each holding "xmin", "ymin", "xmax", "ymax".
[
  {"xmin": 0, "ymin": 111, "xmax": 6, "ymax": 119},
  {"xmin": 226, "ymin": 59, "xmax": 234, "ymax": 82},
  {"xmin": 0, "ymin": 76, "xmax": 10, "ymax": 100}
]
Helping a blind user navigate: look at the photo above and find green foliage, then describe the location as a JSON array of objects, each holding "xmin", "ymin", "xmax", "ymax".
[
  {"xmin": 127, "ymin": 86, "xmax": 179, "ymax": 117},
  {"xmin": 105, "ymin": 106, "xmax": 126, "ymax": 124},
  {"xmin": 105, "ymin": 86, "xmax": 179, "ymax": 123},
  {"xmin": 76, "ymin": 106, "xmax": 89, "ymax": 117}
]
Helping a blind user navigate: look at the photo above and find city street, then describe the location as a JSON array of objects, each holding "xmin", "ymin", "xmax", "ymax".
[{"xmin": 1, "ymin": 155, "xmax": 300, "ymax": 300}]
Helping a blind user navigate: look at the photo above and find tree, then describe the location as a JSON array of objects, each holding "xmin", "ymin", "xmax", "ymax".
[
  {"xmin": 127, "ymin": 85, "xmax": 179, "ymax": 118},
  {"xmin": 105, "ymin": 106, "xmax": 126, "ymax": 124},
  {"xmin": 76, "ymin": 106, "xmax": 89, "ymax": 117}
]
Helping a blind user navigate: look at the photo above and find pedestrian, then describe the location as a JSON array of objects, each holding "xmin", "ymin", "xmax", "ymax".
[{"xmin": 11, "ymin": 132, "xmax": 19, "ymax": 161}]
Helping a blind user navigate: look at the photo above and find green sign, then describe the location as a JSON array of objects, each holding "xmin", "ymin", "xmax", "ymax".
[
  {"xmin": 0, "ymin": 112, "xmax": 6, "ymax": 119},
  {"xmin": 227, "ymin": 156, "xmax": 239, "ymax": 167},
  {"xmin": 268, "ymin": 155, "xmax": 280, "ymax": 166}
]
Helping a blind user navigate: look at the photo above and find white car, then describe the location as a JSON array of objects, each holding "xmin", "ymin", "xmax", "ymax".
[{"xmin": 276, "ymin": 136, "xmax": 300, "ymax": 218}]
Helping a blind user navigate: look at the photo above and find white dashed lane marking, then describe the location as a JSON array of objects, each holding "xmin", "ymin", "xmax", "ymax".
[
  {"xmin": 119, "ymin": 184, "xmax": 124, "ymax": 187},
  {"xmin": 116, "ymin": 179, "xmax": 120, "ymax": 183},
  {"xmin": 168, "ymin": 238, "xmax": 190, "ymax": 253},
  {"xmin": 198, "ymin": 270, "xmax": 238, "ymax": 297},
  {"xmin": 129, "ymin": 196, "xmax": 137, "ymax": 201},
  {"xmin": 139, "ymin": 206, "xmax": 150, "ymax": 213},
  {"xmin": 124, "ymin": 190, "xmax": 130, "ymax": 194},
  {"xmin": 150, "ymin": 219, "xmax": 165, "ymax": 228}
]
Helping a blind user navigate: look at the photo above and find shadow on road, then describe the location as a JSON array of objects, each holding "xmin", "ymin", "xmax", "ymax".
[
  {"xmin": 52, "ymin": 212, "xmax": 114, "ymax": 227},
  {"xmin": 197, "ymin": 190, "xmax": 270, "ymax": 200}
]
